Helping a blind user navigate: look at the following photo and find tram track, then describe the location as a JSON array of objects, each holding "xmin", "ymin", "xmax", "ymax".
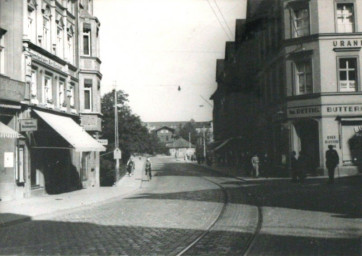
[{"xmin": 175, "ymin": 170, "xmax": 263, "ymax": 256}]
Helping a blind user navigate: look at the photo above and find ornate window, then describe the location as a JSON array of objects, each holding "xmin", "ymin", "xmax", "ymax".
[
  {"xmin": 67, "ymin": 24, "xmax": 74, "ymax": 63},
  {"xmin": 27, "ymin": 0, "xmax": 37, "ymax": 42},
  {"xmin": 56, "ymin": 14, "xmax": 64, "ymax": 58},
  {"xmin": 42, "ymin": 5, "xmax": 51, "ymax": 51},
  {"xmin": 58, "ymin": 80, "xmax": 65, "ymax": 108},
  {"xmin": 43, "ymin": 76, "xmax": 53, "ymax": 104},
  {"xmin": 30, "ymin": 69, "xmax": 37, "ymax": 99}
]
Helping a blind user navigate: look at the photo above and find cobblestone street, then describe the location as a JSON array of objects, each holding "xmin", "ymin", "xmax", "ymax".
[{"xmin": 0, "ymin": 157, "xmax": 361, "ymax": 255}]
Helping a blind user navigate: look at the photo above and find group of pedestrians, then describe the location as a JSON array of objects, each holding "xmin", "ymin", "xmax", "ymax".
[
  {"xmin": 126, "ymin": 155, "xmax": 152, "ymax": 180},
  {"xmin": 290, "ymin": 145, "xmax": 340, "ymax": 184}
]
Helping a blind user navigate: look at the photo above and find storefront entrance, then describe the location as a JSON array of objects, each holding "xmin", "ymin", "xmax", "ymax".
[{"xmin": 293, "ymin": 119, "xmax": 320, "ymax": 174}]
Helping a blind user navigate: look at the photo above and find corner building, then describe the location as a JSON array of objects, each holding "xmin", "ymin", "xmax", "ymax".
[
  {"xmin": 0, "ymin": 0, "xmax": 104, "ymax": 201},
  {"xmin": 212, "ymin": 0, "xmax": 362, "ymax": 176}
]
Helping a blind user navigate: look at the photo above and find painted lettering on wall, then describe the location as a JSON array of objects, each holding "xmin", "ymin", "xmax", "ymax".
[
  {"xmin": 333, "ymin": 40, "xmax": 362, "ymax": 47},
  {"xmin": 326, "ymin": 105, "xmax": 362, "ymax": 113},
  {"xmin": 287, "ymin": 106, "xmax": 320, "ymax": 117}
]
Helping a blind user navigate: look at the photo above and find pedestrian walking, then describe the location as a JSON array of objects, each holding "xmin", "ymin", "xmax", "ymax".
[
  {"xmin": 326, "ymin": 145, "xmax": 339, "ymax": 184},
  {"xmin": 145, "ymin": 158, "xmax": 152, "ymax": 180},
  {"xmin": 251, "ymin": 153, "xmax": 260, "ymax": 178},
  {"xmin": 126, "ymin": 156, "xmax": 135, "ymax": 176},
  {"xmin": 290, "ymin": 151, "xmax": 298, "ymax": 182}
]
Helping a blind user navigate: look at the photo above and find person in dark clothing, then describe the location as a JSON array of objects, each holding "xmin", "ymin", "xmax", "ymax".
[
  {"xmin": 291, "ymin": 151, "xmax": 298, "ymax": 182},
  {"xmin": 145, "ymin": 158, "xmax": 152, "ymax": 180},
  {"xmin": 126, "ymin": 156, "xmax": 135, "ymax": 176},
  {"xmin": 326, "ymin": 145, "xmax": 339, "ymax": 184},
  {"xmin": 296, "ymin": 151, "xmax": 307, "ymax": 182}
]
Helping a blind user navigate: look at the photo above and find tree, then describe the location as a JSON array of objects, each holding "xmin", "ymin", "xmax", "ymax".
[
  {"xmin": 177, "ymin": 119, "xmax": 198, "ymax": 145},
  {"xmin": 100, "ymin": 90, "xmax": 166, "ymax": 185}
]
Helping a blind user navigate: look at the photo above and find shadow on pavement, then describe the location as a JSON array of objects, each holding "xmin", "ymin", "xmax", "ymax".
[
  {"xmin": 141, "ymin": 162, "xmax": 362, "ymax": 219},
  {"xmin": 0, "ymin": 219, "xmax": 360, "ymax": 256}
]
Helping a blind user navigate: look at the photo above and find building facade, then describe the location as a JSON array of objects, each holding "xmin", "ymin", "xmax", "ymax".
[
  {"xmin": 212, "ymin": 0, "xmax": 362, "ymax": 176},
  {"xmin": 0, "ymin": 0, "xmax": 104, "ymax": 201}
]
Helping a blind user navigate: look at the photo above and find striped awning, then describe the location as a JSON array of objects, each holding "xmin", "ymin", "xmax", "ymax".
[{"xmin": 0, "ymin": 122, "xmax": 22, "ymax": 139}]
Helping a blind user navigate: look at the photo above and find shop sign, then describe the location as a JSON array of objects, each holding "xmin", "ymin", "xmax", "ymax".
[
  {"xmin": 333, "ymin": 39, "xmax": 362, "ymax": 48},
  {"xmin": 324, "ymin": 135, "xmax": 339, "ymax": 145},
  {"xmin": 29, "ymin": 50, "xmax": 65, "ymax": 71},
  {"xmin": 287, "ymin": 106, "xmax": 320, "ymax": 118},
  {"xmin": 323, "ymin": 105, "xmax": 362, "ymax": 115},
  {"xmin": 19, "ymin": 119, "xmax": 38, "ymax": 132},
  {"xmin": 113, "ymin": 148, "xmax": 122, "ymax": 160},
  {"xmin": 97, "ymin": 139, "xmax": 108, "ymax": 146},
  {"xmin": 4, "ymin": 152, "xmax": 14, "ymax": 168}
]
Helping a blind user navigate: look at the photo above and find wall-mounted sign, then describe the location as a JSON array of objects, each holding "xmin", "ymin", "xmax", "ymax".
[
  {"xmin": 324, "ymin": 135, "xmax": 339, "ymax": 145},
  {"xmin": 323, "ymin": 105, "xmax": 362, "ymax": 115},
  {"xmin": 287, "ymin": 106, "xmax": 320, "ymax": 118},
  {"xmin": 113, "ymin": 148, "xmax": 122, "ymax": 160},
  {"xmin": 4, "ymin": 152, "xmax": 14, "ymax": 168},
  {"xmin": 19, "ymin": 119, "xmax": 38, "ymax": 132},
  {"xmin": 97, "ymin": 139, "xmax": 108, "ymax": 146},
  {"xmin": 333, "ymin": 40, "xmax": 362, "ymax": 48}
]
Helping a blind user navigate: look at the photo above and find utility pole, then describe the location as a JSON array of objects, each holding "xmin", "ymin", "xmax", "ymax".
[
  {"xmin": 203, "ymin": 126, "xmax": 206, "ymax": 159},
  {"xmin": 113, "ymin": 81, "xmax": 120, "ymax": 182}
]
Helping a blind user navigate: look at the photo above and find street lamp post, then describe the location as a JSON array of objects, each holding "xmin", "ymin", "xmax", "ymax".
[{"xmin": 113, "ymin": 81, "xmax": 122, "ymax": 183}]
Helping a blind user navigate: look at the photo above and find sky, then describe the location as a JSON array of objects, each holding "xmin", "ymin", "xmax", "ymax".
[{"xmin": 94, "ymin": 0, "xmax": 246, "ymax": 122}]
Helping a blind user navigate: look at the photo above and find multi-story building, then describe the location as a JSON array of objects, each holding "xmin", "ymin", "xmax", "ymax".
[
  {"xmin": 0, "ymin": 0, "xmax": 104, "ymax": 201},
  {"xmin": 212, "ymin": 0, "xmax": 362, "ymax": 176}
]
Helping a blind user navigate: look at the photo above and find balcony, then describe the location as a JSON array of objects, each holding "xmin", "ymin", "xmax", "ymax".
[{"xmin": 0, "ymin": 74, "xmax": 25, "ymax": 102}]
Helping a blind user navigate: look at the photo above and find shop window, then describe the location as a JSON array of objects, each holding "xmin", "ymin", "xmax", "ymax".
[
  {"xmin": 83, "ymin": 24, "xmax": 91, "ymax": 56},
  {"xmin": 84, "ymin": 79, "xmax": 92, "ymax": 111},
  {"xmin": 290, "ymin": 4, "xmax": 309, "ymax": 38},
  {"xmin": 58, "ymin": 80, "xmax": 65, "ymax": 108},
  {"xmin": 43, "ymin": 76, "xmax": 53, "ymax": 104},
  {"xmin": 294, "ymin": 60, "xmax": 312, "ymax": 95},
  {"xmin": 338, "ymin": 58, "xmax": 357, "ymax": 92},
  {"xmin": 336, "ymin": 3, "xmax": 355, "ymax": 33}
]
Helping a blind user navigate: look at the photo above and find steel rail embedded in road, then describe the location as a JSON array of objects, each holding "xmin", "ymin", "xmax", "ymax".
[{"xmin": 175, "ymin": 169, "xmax": 263, "ymax": 256}]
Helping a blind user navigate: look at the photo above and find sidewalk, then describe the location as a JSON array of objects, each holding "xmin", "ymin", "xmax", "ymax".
[{"xmin": 0, "ymin": 158, "xmax": 146, "ymax": 227}]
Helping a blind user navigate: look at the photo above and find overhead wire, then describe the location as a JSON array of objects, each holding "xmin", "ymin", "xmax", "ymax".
[
  {"xmin": 205, "ymin": 0, "xmax": 233, "ymax": 40},
  {"xmin": 212, "ymin": 0, "xmax": 234, "ymax": 38}
]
